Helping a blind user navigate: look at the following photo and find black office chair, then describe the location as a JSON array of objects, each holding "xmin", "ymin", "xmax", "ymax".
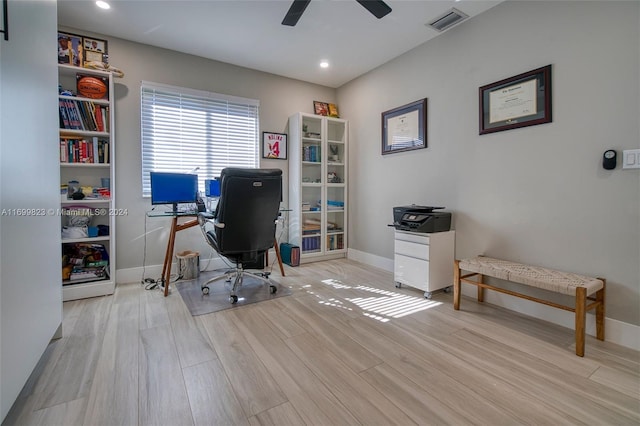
[{"xmin": 198, "ymin": 167, "xmax": 282, "ymax": 303}]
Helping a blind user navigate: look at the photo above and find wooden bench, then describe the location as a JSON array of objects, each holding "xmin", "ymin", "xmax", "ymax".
[{"xmin": 453, "ymin": 256, "xmax": 605, "ymax": 357}]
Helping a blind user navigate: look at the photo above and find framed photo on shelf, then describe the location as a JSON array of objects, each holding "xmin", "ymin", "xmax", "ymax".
[
  {"xmin": 58, "ymin": 31, "xmax": 83, "ymax": 67},
  {"xmin": 82, "ymin": 36, "xmax": 108, "ymax": 66},
  {"xmin": 381, "ymin": 98, "xmax": 427, "ymax": 155},
  {"xmin": 479, "ymin": 64, "xmax": 552, "ymax": 135},
  {"xmin": 313, "ymin": 101, "xmax": 329, "ymax": 116},
  {"xmin": 262, "ymin": 132, "xmax": 287, "ymax": 160}
]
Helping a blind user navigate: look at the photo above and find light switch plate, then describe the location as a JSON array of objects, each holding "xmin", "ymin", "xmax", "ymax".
[{"xmin": 622, "ymin": 149, "xmax": 640, "ymax": 169}]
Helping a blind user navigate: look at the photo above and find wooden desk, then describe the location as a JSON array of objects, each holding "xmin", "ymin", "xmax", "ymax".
[{"xmin": 149, "ymin": 211, "xmax": 284, "ymax": 297}]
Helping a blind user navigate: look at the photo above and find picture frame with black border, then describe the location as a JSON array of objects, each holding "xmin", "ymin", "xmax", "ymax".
[
  {"xmin": 262, "ymin": 132, "xmax": 288, "ymax": 160},
  {"xmin": 381, "ymin": 98, "xmax": 427, "ymax": 155},
  {"xmin": 313, "ymin": 101, "xmax": 329, "ymax": 116},
  {"xmin": 82, "ymin": 36, "xmax": 109, "ymax": 66},
  {"xmin": 58, "ymin": 31, "xmax": 83, "ymax": 67},
  {"xmin": 479, "ymin": 64, "xmax": 552, "ymax": 135}
]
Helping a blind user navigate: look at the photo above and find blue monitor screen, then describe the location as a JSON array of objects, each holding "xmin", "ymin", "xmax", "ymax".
[
  {"xmin": 205, "ymin": 178, "xmax": 220, "ymax": 197},
  {"xmin": 150, "ymin": 172, "xmax": 198, "ymax": 208}
]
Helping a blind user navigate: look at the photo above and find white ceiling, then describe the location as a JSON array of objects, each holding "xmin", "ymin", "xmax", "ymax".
[{"xmin": 58, "ymin": 0, "xmax": 502, "ymax": 88}]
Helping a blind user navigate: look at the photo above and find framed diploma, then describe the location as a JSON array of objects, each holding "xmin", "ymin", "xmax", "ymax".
[
  {"xmin": 381, "ymin": 98, "xmax": 427, "ymax": 155},
  {"xmin": 479, "ymin": 65, "xmax": 552, "ymax": 135}
]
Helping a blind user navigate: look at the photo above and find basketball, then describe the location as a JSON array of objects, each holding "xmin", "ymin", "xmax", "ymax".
[{"xmin": 77, "ymin": 76, "xmax": 108, "ymax": 99}]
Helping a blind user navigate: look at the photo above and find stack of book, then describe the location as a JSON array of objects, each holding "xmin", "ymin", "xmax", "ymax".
[
  {"xmin": 60, "ymin": 136, "xmax": 109, "ymax": 164},
  {"xmin": 62, "ymin": 243, "xmax": 110, "ymax": 285},
  {"xmin": 59, "ymin": 97, "xmax": 109, "ymax": 132},
  {"xmin": 69, "ymin": 265, "xmax": 108, "ymax": 283},
  {"xmin": 302, "ymin": 145, "xmax": 321, "ymax": 162},
  {"xmin": 302, "ymin": 236, "xmax": 320, "ymax": 252}
]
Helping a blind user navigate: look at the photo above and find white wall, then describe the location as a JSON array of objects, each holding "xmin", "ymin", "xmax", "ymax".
[
  {"xmin": 0, "ymin": 0, "xmax": 62, "ymax": 420},
  {"xmin": 339, "ymin": 1, "xmax": 640, "ymax": 327},
  {"xmin": 57, "ymin": 28, "xmax": 337, "ymax": 278}
]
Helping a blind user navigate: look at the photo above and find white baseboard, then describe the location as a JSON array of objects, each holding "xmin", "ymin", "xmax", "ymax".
[
  {"xmin": 347, "ymin": 248, "xmax": 640, "ymax": 351},
  {"xmin": 348, "ymin": 248, "xmax": 394, "ymax": 273}
]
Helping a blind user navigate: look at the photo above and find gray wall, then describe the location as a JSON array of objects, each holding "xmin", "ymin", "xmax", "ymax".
[
  {"xmin": 1, "ymin": 0, "xmax": 62, "ymax": 420},
  {"xmin": 338, "ymin": 1, "xmax": 640, "ymax": 326},
  {"xmin": 58, "ymin": 28, "xmax": 337, "ymax": 274}
]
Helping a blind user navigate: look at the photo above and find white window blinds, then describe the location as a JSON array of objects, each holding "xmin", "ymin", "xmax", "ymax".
[{"xmin": 141, "ymin": 81, "xmax": 260, "ymax": 196}]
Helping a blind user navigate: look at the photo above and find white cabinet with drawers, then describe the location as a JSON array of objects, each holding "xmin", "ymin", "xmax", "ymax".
[{"xmin": 394, "ymin": 230, "xmax": 455, "ymax": 298}]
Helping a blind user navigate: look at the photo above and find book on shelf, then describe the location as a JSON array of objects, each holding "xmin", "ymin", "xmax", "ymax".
[{"xmin": 67, "ymin": 265, "xmax": 108, "ymax": 284}]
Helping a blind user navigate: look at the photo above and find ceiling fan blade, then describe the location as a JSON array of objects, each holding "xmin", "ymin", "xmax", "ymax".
[
  {"xmin": 356, "ymin": 0, "xmax": 392, "ymax": 19},
  {"xmin": 282, "ymin": 0, "xmax": 311, "ymax": 26}
]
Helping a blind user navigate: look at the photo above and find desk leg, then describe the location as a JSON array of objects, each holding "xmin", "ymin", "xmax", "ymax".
[
  {"xmin": 162, "ymin": 217, "xmax": 178, "ymax": 297},
  {"xmin": 273, "ymin": 239, "xmax": 285, "ymax": 276},
  {"xmin": 265, "ymin": 239, "xmax": 286, "ymax": 276}
]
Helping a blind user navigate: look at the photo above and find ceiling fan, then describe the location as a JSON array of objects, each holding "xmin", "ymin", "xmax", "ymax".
[{"xmin": 282, "ymin": 0, "xmax": 392, "ymax": 27}]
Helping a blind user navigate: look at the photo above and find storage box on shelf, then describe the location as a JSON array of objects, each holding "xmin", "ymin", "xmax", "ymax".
[
  {"xmin": 289, "ymin": 112, "xmax": 347, "ymax": 262},
  {"xmin": 58, "ymin": 64, "xmax": 116, "ymax": 301}
]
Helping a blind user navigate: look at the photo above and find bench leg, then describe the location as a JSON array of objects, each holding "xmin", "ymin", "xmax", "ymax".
[
  {"xmin": 596, "ymin": 279, "xmax": 606, "ymax": 341},
  {"xmin": 453, "ymin": 260, "xmax": 461, "ymax": 310},
  {"xmin": 575, "ymin": 287, "xmax": 587, "ymax": 357},
  {"xmin": 477, "ymin": 274, "xmax": 485, "ymax": 303}
]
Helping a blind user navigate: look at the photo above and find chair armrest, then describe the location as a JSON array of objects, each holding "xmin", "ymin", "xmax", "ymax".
[{"xmin": 197, "ymin": 211, "xmax": 215, "ymax": 227}]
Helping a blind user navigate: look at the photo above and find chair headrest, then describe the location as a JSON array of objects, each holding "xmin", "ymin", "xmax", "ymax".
[{"xmin": 220, "ymin": 168, "xmax": 282, "ymax": 180}]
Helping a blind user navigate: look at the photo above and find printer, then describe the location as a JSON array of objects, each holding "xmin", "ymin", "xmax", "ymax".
[{"xmin": 391, "ymin": 205, "xmax": 452, "ymax": 233}]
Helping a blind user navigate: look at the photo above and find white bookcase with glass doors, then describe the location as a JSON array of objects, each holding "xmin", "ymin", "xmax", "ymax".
[{"xmin": 288, "ymin": 112, "xmax": 347, "ymax": 262}]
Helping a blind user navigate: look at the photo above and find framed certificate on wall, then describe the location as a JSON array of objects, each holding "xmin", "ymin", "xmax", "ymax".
[
  {"xmin": 479, "ymin": 65, "xmax": 552, "ymax": 135},
  {"xmin": 381, "ymin": 98, "xmax": 427, "ymax": 155}
]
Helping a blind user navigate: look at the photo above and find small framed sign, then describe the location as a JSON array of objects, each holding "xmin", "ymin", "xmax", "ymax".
[
  {"xmin": 479, "ymin": 65, "xmax": 552, "ymax": 135},
  {"xmin": 263, "ymin": 132, "xmax": 287, "ymax": 160}
]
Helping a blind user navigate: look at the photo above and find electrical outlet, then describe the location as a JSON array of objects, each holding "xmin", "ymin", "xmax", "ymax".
[{"xmin": 622, "ymin": 149, "xmax": 640, "ymax": 169}]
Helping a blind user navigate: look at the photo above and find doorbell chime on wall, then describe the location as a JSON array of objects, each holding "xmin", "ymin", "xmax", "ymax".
[{"xmin": 603, "ymin": 149, "xmax": 617, "ymax": 170}]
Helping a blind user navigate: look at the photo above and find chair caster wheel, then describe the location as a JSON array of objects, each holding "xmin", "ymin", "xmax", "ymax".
[
  {"xmin": 202, "ymin": 286, "xmax": 209, "ymax": 295},
  {"xmin": 270, "ymin": 285, "xmax": 277, "ymax": 294},
  {"xmin": 229, "ymin": 295, "xmax": 238, "ymax": 304}
]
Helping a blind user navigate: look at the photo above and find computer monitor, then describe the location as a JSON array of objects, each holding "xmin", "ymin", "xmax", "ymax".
[
  {"xmin": 150, "ymin": 172, "xmax": 198, "ymax": 213},
  {"xmin": 205, "ymin": 178, "xmax": 220, "ymax": 197}
]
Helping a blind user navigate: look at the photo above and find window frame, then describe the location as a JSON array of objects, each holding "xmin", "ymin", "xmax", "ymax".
[{"xmin": 140, "ymin": 81, "xmax": 260, "ymax": 197}]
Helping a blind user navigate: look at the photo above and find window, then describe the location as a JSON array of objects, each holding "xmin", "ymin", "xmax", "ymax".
[{"xmin": 141, "ymin": 81, "xmax": 260, "ymax": 197}]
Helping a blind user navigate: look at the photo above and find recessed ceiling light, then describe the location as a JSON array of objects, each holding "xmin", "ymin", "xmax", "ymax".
[
  {"xmin": 96, "ymin": 1, "xmax": 111, "ymax": 10},
  {"xmin": 320, "ymin": 61, "xmax": 329, "ymax": 69}
]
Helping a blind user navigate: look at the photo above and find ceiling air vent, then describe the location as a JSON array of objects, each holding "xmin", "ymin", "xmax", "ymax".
[{"xmin": 427, "ymin": 7, "xmax": 469, "ymax": 32}]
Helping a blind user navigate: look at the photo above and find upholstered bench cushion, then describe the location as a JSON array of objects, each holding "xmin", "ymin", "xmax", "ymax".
[{"xmin": 458, "ymin": 256, "xmax": 604, "ymax": 297}]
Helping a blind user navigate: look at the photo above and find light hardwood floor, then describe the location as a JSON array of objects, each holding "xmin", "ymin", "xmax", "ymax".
[{"xmin": 4, "ymin": 259, "xmax": 640, "ymax": 425}]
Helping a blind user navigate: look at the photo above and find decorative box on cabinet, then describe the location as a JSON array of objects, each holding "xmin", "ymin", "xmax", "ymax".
[
  {"xmin": 394, "ymin": 230, "xmax": 455, "ymax": 299},
  {"xmin": 288, "ymin": 112, "xmax": 348, "ymax": 263},
  {"xmin": 58, "ymin": 64, "xmax": 116, "ymax": 301}
]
